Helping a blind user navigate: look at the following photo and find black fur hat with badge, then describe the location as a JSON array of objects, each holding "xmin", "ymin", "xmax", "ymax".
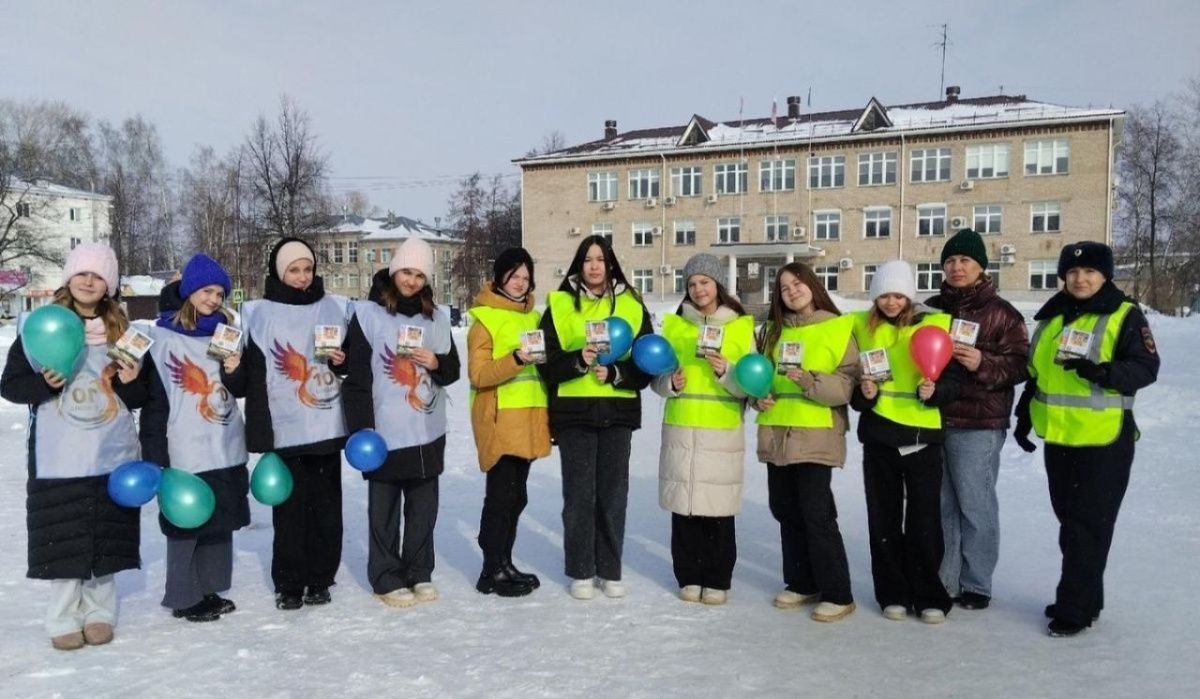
[{"xmin": 1057, "ymin": 241, "xmax": 1114, "ymax": 281}]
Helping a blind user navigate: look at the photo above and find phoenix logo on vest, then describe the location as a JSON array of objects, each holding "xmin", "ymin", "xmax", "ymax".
[
  {"xmin": 271, "ymin": 341, "xmax": 340, "ymax": 410},
  {"xmin": 382, "ymin": 346, "xmax": 438, "ymax": 414},
  {"xmin": 166, "ymin": 352, "xmax": 235, "ymax": 425},
  {"xmin": 57, "ymin": 366, "xmax": 120, "ymax": 429}
]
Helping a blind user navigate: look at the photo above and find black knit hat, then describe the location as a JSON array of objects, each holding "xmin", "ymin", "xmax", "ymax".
[
  {"xmin": 940, "ymin": 228, "xmax": 988, "ymax": 269},
  {"xmin": 1057, "ymin": 241, "xmax": 1113, "ymax": 280},
  {"xmin": 493, "ymin": 247, "xmax": 535, "ymax": 291}
]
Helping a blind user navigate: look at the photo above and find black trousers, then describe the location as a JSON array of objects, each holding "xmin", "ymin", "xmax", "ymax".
[
  {"xmin": 1045, "ymin": 421, "xmax": 1136, "ymax": 626},
  {"xmin": 478, "ymin": 455, "xmax": 532, "ymax": 570},
  {"xmin": 670, "ymin": 514, "xmax": 736, "ymax": 590},
  {"xmin": 367, "ymin": 475, "xmax": 439, "ymax": 594},
  {"xmin": 862, "ymin": 444, "xmax": 951, "ymax": 613},
  {"xmin": 272, "ymin": 451, "xmax": 343, "ymax": 595},
  {"xmin": 556, "ymin": 426, "xmax": 631, "ymax": 581},
  {"xmin": 767, "ymin": 463, "xmax": 853, "ymax": 605}
]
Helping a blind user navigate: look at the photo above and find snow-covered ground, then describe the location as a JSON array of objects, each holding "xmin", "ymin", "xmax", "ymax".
[{"xmin": 0, "ymin": 312, "xmax": 1197, "ymax": 698}]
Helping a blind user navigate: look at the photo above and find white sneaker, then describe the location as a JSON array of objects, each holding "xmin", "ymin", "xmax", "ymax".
[
  {"xmin": 569, "ymin": 578, "xmax": 595, "ymax": 600},
  {"xmin": 377, "ymin": 588, "xmax": 417, "ymax": 608},
  {"xmin": 883, "ymin": 604, "xmax": 908, "ymax": 621},
  {"xmin": 600, "ymin": 579, "xmax": 627, "ymax": 599},
  {"xmin": 413, "ymin": 582, "xmax": 439, "ymax": 603},
  {"xmin": 701, "ymin": 588, "xmax": 727, "ymax": 606},
  {"xmin": 812, "ymin": 601, "xmax": 856, "ymax": 623},
  {"xmin": 773, "ymin": 589, "xmax": 820, "ymax": 609},
  {"xmin": 920, "ymin": 608, "xmax": 946, "ymax": 624},
  {"xmin": 679, "ymin": 585, "xmax": 702, "ymax": 603}
]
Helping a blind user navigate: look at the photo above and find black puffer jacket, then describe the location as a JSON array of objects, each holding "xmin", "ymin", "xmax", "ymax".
[
  {"xmin": 139, "ymin": 281, "xmax": 251, "ymax": 538},
  {"xmin": 340, "ymin": 269, "xmax": 460, "ymax": 481},
  {"xmin": 242, "ymin": 237, "xmax": 347, "ymax": 457},
  {"xmin": 2, "ymin": 335, "xmax": 150, "ymax": 579},
  {"xmin": 925, "ymin": 278, "xmax": 1030, "ymax": 429}
]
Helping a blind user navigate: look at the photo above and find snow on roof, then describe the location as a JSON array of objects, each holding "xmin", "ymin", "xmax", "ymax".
[
  {"xmin": 325, "ymin": 215, "xmax": 461, "ymax": 243},
  {"xmin": 121, "ymin": 275, "xmax": 166, "ymax": 297},
  {"xmin": 517, "ymin": 95, "xmax": 1125, "ymax": 165},
  {"xmin": 4, "ymin": 177, "xmax": 113, "ymax": 202}
]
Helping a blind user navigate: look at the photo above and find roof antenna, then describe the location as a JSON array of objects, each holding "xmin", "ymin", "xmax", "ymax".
[{"xmin": 933, "ymin": 23, "xmax": 950, "ymax": 98}]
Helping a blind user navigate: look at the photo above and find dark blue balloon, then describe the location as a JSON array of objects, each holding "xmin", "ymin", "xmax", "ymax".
[
  {"xmin": 345, "ymin": 429, "xmax": 387, "ymax": 472},
  {"xmin": 107, "ymin": 460, "xmax": 162, "ymax": 507},
  {"xmin": 597, "ymin": 317, "xmax": 634, "ymax": 366},
  {"xmin": 632, "ymin": 334, "xmax": 678, "ymax": 376}
]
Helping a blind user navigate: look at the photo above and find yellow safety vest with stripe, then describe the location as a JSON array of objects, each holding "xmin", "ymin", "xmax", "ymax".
[
  {"xmin": 660, "ymin": 313, "xmax": 755, "ymax": 430},
  {"xmin": 756, "ymin": 314, "xmax": 855, "ymax": 429},
  {"xmin": 547, "ymin": 289, "xmax": 645, "ymax": 399},
  {"xmin": 851, "ymin": 310, "xmax": 951, "ymax": 430},
  {"xmin": 1028, "ymin": 301, "xmax": 1134, "ymax": 447},
  {"xmin": 468, "ymin": 305, "xmax": 549, "ymax": 410}
]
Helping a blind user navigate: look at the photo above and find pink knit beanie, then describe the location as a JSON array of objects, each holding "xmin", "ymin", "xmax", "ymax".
[
  {"xmin": 389, "ymin": 238, "xmax": 435, "ymax": 279},
  {"xmin": 62, "ymin": 243, "xmax": 119, "ymax": 297}
]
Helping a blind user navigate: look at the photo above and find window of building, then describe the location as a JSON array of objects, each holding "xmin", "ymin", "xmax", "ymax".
[
  {"xmin": 917, "ymin": 204, "xmax": 947, "ymax": 237},
  {"xmin": 1031, "ymin": 202, "xmax": 1062, "ymax": 233},
  {"xmin": 814, "ymin": 210, "xmax": 841, "ymax": 240},
  {"xmin": 858, "ymin": 151, "xmax": 897, "ymax": 186},
  {"xmin": 380, "ymin": 248, "xmax": 392, "ymax": 263},
  {"xmin": 862, "ymin": 264, "xmax": 878, "ymax": 292},
  {"xmin": 764, "ymin": 265, "xmax": 779, "ymax": 296},
  {"xmin": 671, "ymin": 166, "xmax": 702, "ymax": 197},
  {"xmin": 974, "ymin": 204, "xmax": 1003, "ymax": 234},
  {"xmin": 592, "ymin": 222, "xmax": 613, "ymax": 244},
  {"xmin": 632, "ymin": 222, "xmax": 655, "ymax": 247},
  {"xmin": 674, "ymin": 220, "xmax": 696, "ymax": 246},
  {"xmin": 69, "ymin": 236, "xmax": 82, "ymax": 250},
  {"xmin": 68, "ymin": 207, "xmax": 80, "ymax": 222},
  {"xmin": 331, "ymin": 273, "xmax": 344, "ymax": 289},
  {"xmin": 348, "ymin": 273, "xmax": 360, "ymax": 291},
  {"xmin": 764, "ymin": 215, "xmax": 789, "ymax": 242},
  {"xmin": 1029, "ymin": 260, "xmax": 1059, "ymax": 290},
  {"xmin": 673, "ymin": 269, "xmax": 685, "ymax": 294},
  {"xmin": 333, "ymin": 242, "xmax": 344, "ymax": 264},
  {"xmin": 714, "ymin": 162, "xmax": 748, "ymax": 194},
  {"xmin": 1025, "ymin": 139, "xmax": 1069, "ymax": 175},
  {"xmin": 966, "ymin": 144, "xmax": 1010, "ymax": 179},
  {"xmin": 759, "ymin": 159, "xmax": 796, "ymax": 192},
  {"xmin": 815, "ymin": 265, "xmax": 840, "ymax": 292},
  {"xmin": 808, "ymin": 155, "xmax": 845, "ymax": 189},
  {"xmin": 319, "ymin": 246, "xmax": 331, "ymax": 264},
  {"xmin": 367, "ymin": 249, "xmax": 377, "ymax": 263},
  {"xmin": 986, "ymin": 262, "xmax": 1001, "ymax": 290},
  {"xmin": 348, "ymin": 240, "xmax": 359, "ymax": 263},
  {"xmin": 15, "ymin": 202, "xmax": 31, "ymax": 217},
  {"xmin": 717, "ymin": 217, "xmax": 741, "ymax": 243},
  {"xmin": 864, "ymin": 207, "xmax": 892, "ymax": 238},
  {"xmin": 632, "ymin": 268, "xmax": 654, "ymax": 294},
  {"xmin": 588, "ymin": 171, "xmax": 618, "ymax": 201},
  {"xmin": 628, "ymin": 169, "xmax": 660, "ymax": 200},
  {"xmin": 916, "ymin": 262, "xmax": 943, "ymax": 291},
  {"xmin": 910, "ymin": 147, "xmax": 952, "ymax": 182}
]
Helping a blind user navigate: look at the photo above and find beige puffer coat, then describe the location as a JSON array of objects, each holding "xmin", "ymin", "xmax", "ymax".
[
  {"xmin": 652, "ymin": 303, "xmax": 749, "ymax": 517},
  {"xmin": 755, "ymin": 309, "xmax": 859, "ymax": 468}
]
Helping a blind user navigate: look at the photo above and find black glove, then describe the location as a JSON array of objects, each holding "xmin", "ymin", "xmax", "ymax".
[
  {"xmin": 1013, "ymin": 384, "xmax": 1037, "ymax": 453},
  {"xmin": 1062, "ymin": 358, "xmax": 1108, "ymax": 385}
]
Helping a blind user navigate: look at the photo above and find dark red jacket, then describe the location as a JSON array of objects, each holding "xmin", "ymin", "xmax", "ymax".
[{"xmin": 925, "ymin": 279, "xmax": 1029, "ymax": 430}]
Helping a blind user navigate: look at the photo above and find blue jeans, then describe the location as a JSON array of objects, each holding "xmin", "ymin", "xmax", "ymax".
[{"xmin": 939, "ymin": 428, "xmax": 1005, "ymax": 598}]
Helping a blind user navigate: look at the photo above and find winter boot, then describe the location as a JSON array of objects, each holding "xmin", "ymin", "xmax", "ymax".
[
  {"xmin": 304, "ymin": 586, "xmax": 332, "ymax": 605},
  {"xmin": 477, "ymin": 567, "xmax": 534, "ymax": 597},
  {"xmin": 502, "ymin": 561, "xmax": 541, "ymax": 590},
  {"xmin": 204, "ymin": 593, "xmax": 236, "ymax": 615}
]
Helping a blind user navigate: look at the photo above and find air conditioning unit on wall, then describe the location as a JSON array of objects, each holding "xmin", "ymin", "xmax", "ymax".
[
  {"xmin": 792, "ymin": 225, "xmax": 807, "ymax": 240},
  {"xmin": 645, "ymin": 198, "xmax": 657, "ymax": 208},
  {"xmin": 949, "ymin": 216, "xmax": 967, "ymax": 229},
  {"xmin": 663, "ymin": 196, "xmax": 677, "ymax": 206},
  {"xmin": 555, "ymin": 267, "xmax": 567, "ymax": 277},
  {"xmin": 601, "ymin": 201, "xmax": 616, "ymax": 211},
  {"xmin": 839, "ymin": 257, "xmax": 854, "ymax": 270},
  {"xmin": 659, "ymin": 265, "xmax": 672, "ymax": 275},
  {"xmin": 959, "ymin": 180, "xmax": 975, "ymax": 191},
  {"xmin": 568, "ymin": 227, "xmax": 581, "ymax": 236},
  {"xmin": 705, "ymin": 193, "xmax": 719, "ymax": 204}
]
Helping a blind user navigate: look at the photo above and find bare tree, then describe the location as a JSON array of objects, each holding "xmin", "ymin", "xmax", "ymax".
[
  {"xmin": 0, "ymin": 152, "xmax": 65, "ymax": 291},
  {"xmin": 447, "ymin": 172, "xmax": 521, "ymax": 306},
  {"xmin": 1117, "ymin": 102, "xmax": 1180, "ymax": 309},
  {"xmin": 0, "ymin": 99, "xmax": 98, "ymax": 190},
  {"xmin": 98, "ymin": 116, "xmax": 176, "ymax": 274},
  {"xmin": 524, "ymin": 130, "xmax": 568, "ymax": 158},
  {"xmin": 242, "ymin": 95, "xmax": 330, "ymax": 244}
]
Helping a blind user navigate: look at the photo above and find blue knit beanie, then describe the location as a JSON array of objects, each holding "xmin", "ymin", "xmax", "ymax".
[{"xmin": 180, "ymin": 253, "xmax": 232, "ymax": 298}]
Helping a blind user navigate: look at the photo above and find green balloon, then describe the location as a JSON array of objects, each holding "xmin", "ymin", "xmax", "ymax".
[
  {"xmin": 251, "ymin": 452, "xmax": 293, "ymax": 506},
  {"xmin": 734, "ymin": 353, "xmax": 774, "ymax": 399},
  {"xmin": 22, "ymin": 305, "xmax": 86, "ymax": 378},
  {"xmin": 158, "ymin": 468, "xmax": 216, "ymax": 529}
]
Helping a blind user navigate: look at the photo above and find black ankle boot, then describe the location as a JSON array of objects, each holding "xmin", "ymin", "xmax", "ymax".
[
  {"xmin": 203, "ymin": 593, "xmax": 236, "ymax": 615},
  {"xmin": 502, "ymin": 561, "xmax": 540, "ymax": 590},
  {"xmin": 173, "ymin": 600, "xmax": 220, "ymax": 622},
  {"xmin": 476, "ymin": 567, "xmax": 533, "ymax": 597}
]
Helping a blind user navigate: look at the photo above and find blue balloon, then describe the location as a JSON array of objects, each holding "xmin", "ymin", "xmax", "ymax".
[
  {"xmin": 107, "ymin": 460, "xmax": 162, "ymax": 507},
  {"xmin": 597, "ymin": 317, "xmax": 634, "ymax": 366},
  {"xmin": 632, "ymin": 334, "xmax": 678, "ymax": 376},
  {"xmin": 345, "ymin": 429, "xmax": 387, "ymax": 472}
]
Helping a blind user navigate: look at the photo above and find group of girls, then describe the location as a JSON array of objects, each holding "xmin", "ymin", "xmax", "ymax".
[{"xmin": 1, "ymin": 228, "xmax": 1157, "ymax": 650}]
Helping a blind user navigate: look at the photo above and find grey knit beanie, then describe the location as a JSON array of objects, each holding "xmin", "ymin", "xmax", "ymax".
[{"xmin": 682, "ymin": 253, "xmax": 723, "ymax": 287}]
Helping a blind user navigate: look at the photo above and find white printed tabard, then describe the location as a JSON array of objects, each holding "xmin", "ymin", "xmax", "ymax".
[
  {"xmin": 32, "ymin": 345, "xmax": 140, "ymax": 479},
  {"xmin": 350, "ymin": 301, "xmax": 451, "ymax": 451},
  {"xmin": 147, "ymin": 327, "xmax": 248, "ymax": 474},
  {"xmin": 242, "ymin": 296, "xmax": 349, "ymax": 449}
]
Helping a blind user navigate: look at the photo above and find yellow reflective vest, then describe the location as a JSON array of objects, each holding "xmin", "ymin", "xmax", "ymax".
[
  {"xmin": 468, "ymin": 305, "xmax": 548, "ymax": 410},
  {"xmin": 851, "ymin": 311, "xmax": 951, "ymax": 430},
  {"xmin": 1028, "ymin": 301, "xmax": 1134, "ymax": 446},
  {"xmin": 757, "ymin": 314, "xmax": 855, "ymax": 429},
  {"xmin": 547, "ymin": 289, "xmax": 644, "ymax": 399},
  {"xmin": 660, "ymin": 313, "xmax": 754, "ymax": 430}
]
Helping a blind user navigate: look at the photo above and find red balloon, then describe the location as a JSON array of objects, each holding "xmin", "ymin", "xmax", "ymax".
[{"xmin": 909, "ymin": 326, "xmax": 954, "ymax": 381}]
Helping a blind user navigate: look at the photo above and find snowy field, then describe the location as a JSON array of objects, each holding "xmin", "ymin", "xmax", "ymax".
[{"xmin": 0, "ymin": 310, "xmax": 1197, "ymax": 698}]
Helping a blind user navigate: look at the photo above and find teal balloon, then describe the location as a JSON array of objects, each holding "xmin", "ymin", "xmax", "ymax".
[
  {"xmin": 598, "ymin": 317, "xmax": 634, "ymax": 366},
  {"xmin": 251, "ymin": 453, "xmax": 293, "ymax": 506},
  {"xmin": 734, "ymin": 353, "xmax": 774, "ymax": 399},
  {"xmin": 21, "ymin": 305, "xmax": 86, "ymax": 378},
  {"xmin": 158, "ymin": 468, "xmax": 216, "ymax": 529}
]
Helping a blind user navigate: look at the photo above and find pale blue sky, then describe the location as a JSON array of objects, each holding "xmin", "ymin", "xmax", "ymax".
[{"xmin": 5, "ymin": 0, "xmax": 1197, "ymax": 221}]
